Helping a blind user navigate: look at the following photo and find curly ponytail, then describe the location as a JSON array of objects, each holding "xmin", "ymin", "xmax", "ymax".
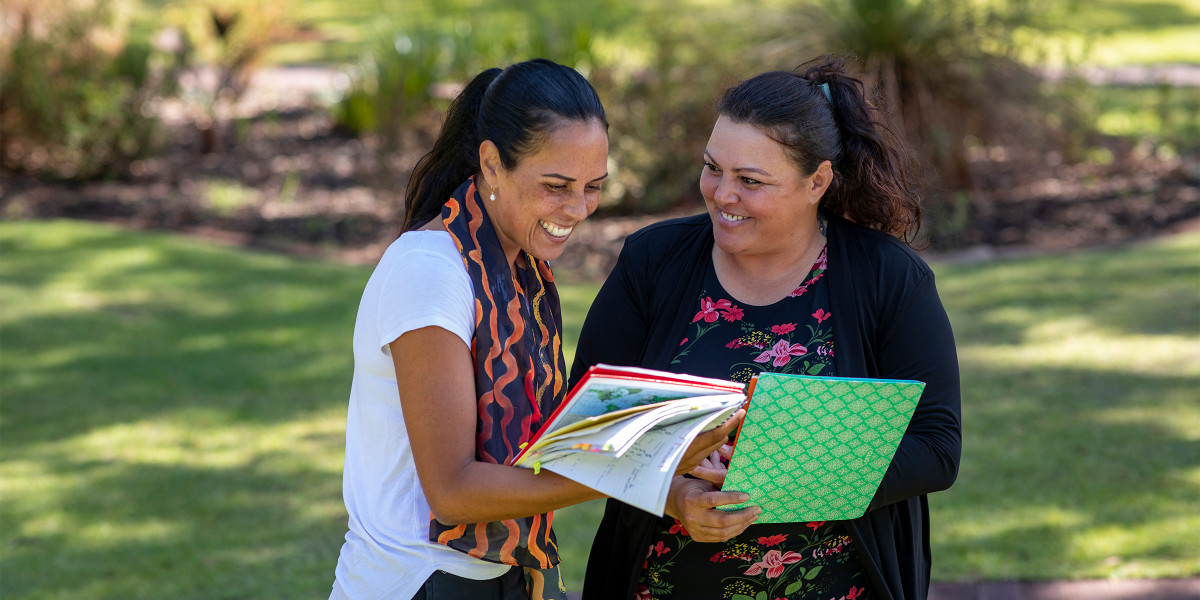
[{"xmin": 718, "ymin": 55, "xmax": 923, "ymax": 245}]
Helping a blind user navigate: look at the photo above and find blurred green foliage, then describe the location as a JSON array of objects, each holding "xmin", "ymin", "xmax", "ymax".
[
  {"xmin": 782, "ymin": 0, "xmax": 1088, "ymax": 244},
  {"xmin": 1095, "ymin": 83, "xmax": 1200, "ymax": 154},
  {"xmin": 3, "ymin": 0, "xmax": 1194, "ymax": 230},
  {"xmin": 329, "ymin": 0, "xmax": 755, "ymax": 213},
  {"xmin": 0, "ymin": 1, "xmax": 185, "ymax": 179}
]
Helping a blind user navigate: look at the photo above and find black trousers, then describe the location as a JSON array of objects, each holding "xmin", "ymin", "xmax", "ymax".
[{"xmin": 410, "ymin": 567, "xmax": 527, "ymax": 600}]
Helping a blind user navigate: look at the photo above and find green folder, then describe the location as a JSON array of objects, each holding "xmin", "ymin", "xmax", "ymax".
[{"xmin": 719, "ymin": 372, "xmax": 925, "ymax": 523}]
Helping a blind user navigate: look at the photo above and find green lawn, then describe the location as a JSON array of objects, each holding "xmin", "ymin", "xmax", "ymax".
[
  {"xmin": 1, "ymin": 220, "xmax": 1197, "ymax": 598},
  {"xmin": 1025, "ymin": 0, "xmax": 1200, "ymax": 66}
]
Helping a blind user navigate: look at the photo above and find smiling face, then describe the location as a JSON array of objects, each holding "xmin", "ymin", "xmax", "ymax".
[
  {"xmin": 480, "ymin": 118, "xmax": 608, "ymax": 264},
  {"xmin": 700, "ymin": 116, "xmax": 831, "ymax": 261}
]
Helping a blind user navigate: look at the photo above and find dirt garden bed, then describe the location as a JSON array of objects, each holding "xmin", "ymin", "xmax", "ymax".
[{"xmin": 2, "ymin": 83, "xmax": 1197, "ymax": 280}]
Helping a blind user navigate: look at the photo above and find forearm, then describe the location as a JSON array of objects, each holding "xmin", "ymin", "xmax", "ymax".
[
  {"xmin": 869, "ymin": 274, "xmax": 962, "ymax": 509},
  {"xmin": 428, "ymin": 460, "xmax": 606, "ymax": 525}
]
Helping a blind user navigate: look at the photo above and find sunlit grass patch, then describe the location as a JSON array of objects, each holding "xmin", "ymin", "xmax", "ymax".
[{"xmin": 2, "ymin": 221, "xmax": 1196, "ymax": 598}]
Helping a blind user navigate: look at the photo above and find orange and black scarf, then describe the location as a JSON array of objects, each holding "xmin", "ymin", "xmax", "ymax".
[{"xmin": 435, "ymin": 177, "xmax": 567, "ymax": 583}]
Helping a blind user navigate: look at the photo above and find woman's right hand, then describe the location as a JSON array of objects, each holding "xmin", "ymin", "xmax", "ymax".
[{"xmin": 664, "ymin": 475, "xmax": 760, "ymax": 543}]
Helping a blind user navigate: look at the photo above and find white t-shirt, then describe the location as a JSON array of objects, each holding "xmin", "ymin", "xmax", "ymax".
[{"xmin": 329, "ymin": 231, "xmax": 511, "ymax": 600}]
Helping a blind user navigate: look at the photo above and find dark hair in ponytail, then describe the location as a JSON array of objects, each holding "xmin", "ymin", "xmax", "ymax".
[
  {"xmin": 402, "ymin": 58, "xmax": 608, "ymax": 232},
  {"xmin": 718, "ymin": 55, "xmax": 923, "ymax": 245}
]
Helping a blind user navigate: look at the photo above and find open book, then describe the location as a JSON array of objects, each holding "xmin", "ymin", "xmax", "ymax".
[
  {"xmin": 510, "ymin": 365, "xmax": 746, "ymax": 515},
  {"xmin": 511, "ymin": 365, "xmax": 924, "ymax": 521}
]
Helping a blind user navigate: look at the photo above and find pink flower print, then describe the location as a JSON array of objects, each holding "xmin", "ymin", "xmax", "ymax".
[
  {"xmin": 693, "ymin": 296, "xmax": 732, "ymax": 323},
  {"xmin": 788, "ymin": 285, "xmax": 809, "ymax": 298},
  {"xmin": 847, "ymin": 586, "xmax": 866, "ymax": 599},
  {"xmin": 725, "ymin": 338, "xmax": 744, "ymax": 349},
  {"xmin": 635, "ymin": 585, "xmax": 653, "ymax": 600},
  {"xmin": 743, "ymin": 549, "xmax": 803, "ymax": 578},
  {"xmin": 669, "ymin": 519, "xmax": 689, "ymax": 536},
  {"xmin": 679, "ymin": 337, "xmax": 688, "ymax": 346},
  {"xmin": 722, "ymin": 305, "xmax": 744, "ymax": 322},
  {"xmin": 805, "ymin": 521, "xmax": 827, "ymax": 530},
  {"xmin": 754, "ymin": 339, "xmax": 808, "ymax": 367},
  {"xmin": 651, "ymin": 540, "xmax": 671, "ymax": 557},
  {"xmin": 812, "ymin": 308, "xmax": 831, "ymax": 323},
  {"xmin": 770, "ymin": 323, "xmax": 797, "ymax": 335},
  {"xmin": 756, "ymin": 534, "xmax": 788, "ymax": 547}
]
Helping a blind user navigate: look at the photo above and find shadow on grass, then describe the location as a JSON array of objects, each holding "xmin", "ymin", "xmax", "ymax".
[
  {"xmin": 1, "ymin": 223, "xmax": 368, "ymax": 446},
  {"xmin": 3, "ymin": 222, "xmax": 1196, "ymax": 596},
  {"xmin": 0, "ymin": 220, "xmax": 600, "ymax": 599},
  {"xmin": 934, "ymin": 360, "xmax": 1199, "ymax": 580},
  {"xmin": 935, "ymin": 237, "xmax": 1199, "ymax": 344},
  {"xmin": 1, "ymin": 457, "xmax": 345, "ymax": 598}
]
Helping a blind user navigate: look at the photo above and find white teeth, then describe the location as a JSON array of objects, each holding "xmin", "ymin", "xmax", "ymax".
[
  {"xmin": 540, "ymin": 221, "xmax": 573, "ymax": 237},
  {"xmin": 721, "ymin": 211, "xmax": 748, "ymax": 222}
]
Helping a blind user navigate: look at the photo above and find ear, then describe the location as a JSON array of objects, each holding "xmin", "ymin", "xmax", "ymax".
[
  {"xmin": 807, "ymin": 160, "xmax": 834, "ymax": 204},
  {"xmin": 478, "ymin": 140, "xmax": 503, "ymax": 188}
]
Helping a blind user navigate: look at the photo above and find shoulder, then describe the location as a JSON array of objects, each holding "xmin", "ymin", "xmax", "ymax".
[
  {"xmin": 372, "ymin": 231, "xmax": 470, "ymax": 293},
  {"xmin": 609, "ymin": 213, "xmax": 713, "ymax": 283},
  {"xmin": 623, "ymin": 213, "xmax": 712, "ymax": 249},
  {"xmin": 378, "ymin": 230, "xmax": 464, "ymax": 272},
  {"xmin": 826, "ymin": 213, "xmax": 932, "ymax": 278}
]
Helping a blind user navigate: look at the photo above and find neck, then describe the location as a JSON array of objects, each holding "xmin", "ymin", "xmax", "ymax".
[{"xmin": 712, "ymin": 217, "xmax": 826, "ymax": 306}]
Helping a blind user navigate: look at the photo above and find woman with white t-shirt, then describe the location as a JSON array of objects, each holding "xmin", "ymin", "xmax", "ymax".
[{"xmin": 328, "ymin": 59, "xmax": 745, "ymax": 600}]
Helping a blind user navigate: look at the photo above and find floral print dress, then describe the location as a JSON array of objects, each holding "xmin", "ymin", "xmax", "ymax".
[{"xmin": 635, "ymin": 246, "xmax": 872, "ymax": 600}]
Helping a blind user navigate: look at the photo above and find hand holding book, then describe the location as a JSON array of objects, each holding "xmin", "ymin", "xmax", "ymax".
[{"xmin": 674, "ymin": 412, "xmax": 745, "ymax": 478}]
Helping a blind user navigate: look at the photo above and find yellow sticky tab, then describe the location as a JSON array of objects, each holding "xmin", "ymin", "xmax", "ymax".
[
  {"xmin": 519, "ymin": 442, "xmax": 528, "ymax": 450},
  {"xmin": 533, "ymin": 461, "xmax": 542, "ymax": 475}
]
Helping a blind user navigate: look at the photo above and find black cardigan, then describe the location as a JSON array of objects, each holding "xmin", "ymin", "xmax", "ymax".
[{"xmin": 569, "ymin": 213, "xmax": 961, "ymax": 600}]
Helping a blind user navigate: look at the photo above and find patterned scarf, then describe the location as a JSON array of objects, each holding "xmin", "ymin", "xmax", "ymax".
[{"xmin": 435, "ymin": 177, "xmax": 568, "ymax": 580}]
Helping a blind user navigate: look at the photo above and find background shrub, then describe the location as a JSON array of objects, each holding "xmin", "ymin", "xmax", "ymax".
[{"xmin": 0, "ymin": 0, "xmax": 183, "ymax": 179}]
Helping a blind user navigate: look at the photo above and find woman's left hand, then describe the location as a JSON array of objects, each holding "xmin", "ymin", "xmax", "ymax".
[
  {"xmin": 690, "ymin": 443, "xmax": 734, "ymax": 487},
  {"xmin": 673, "ymin": 410, "xmax": 744, "ymax": 476}
]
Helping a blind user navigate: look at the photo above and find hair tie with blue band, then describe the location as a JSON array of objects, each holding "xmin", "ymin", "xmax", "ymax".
[{"xmin": 820, "ymin": 82, "xmax": 833, "ymax": 105}]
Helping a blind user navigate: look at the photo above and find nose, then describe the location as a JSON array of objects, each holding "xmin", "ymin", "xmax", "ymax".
[
  {"xmin": 562, "ymin": 191, "xmax": 589, "ymax": 222},
  {"xmin": 713, "ymin": 174, "xmax": 737, "ymax": 207}
]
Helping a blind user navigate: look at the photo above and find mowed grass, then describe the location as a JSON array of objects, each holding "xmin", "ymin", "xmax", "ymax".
[
  {"xmin": 1, "ymin": 220, "xmax": 1197, "ymax": 598},
  {"xmin": 930, "ymin": 233, "xmax": 1200, "ymax": 580}
]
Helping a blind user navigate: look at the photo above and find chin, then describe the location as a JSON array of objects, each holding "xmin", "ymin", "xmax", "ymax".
[
  {"xmin": 711, "ymin": 230, "xmax": 744, "ymax": 255},
  {"xmin": 526, "ymin": 245, "xmax": 566, "ymax": 263}
]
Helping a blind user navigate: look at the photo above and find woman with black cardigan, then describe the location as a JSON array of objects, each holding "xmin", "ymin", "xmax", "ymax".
[{"xmin": 571, "ymin": 56, "xmax": 961, "ymax": 600}]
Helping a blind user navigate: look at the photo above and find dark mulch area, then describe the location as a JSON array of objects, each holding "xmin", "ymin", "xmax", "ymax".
[{"xmin": 2, "ymin": 106, "xmax": 1198, "ymax": 279}]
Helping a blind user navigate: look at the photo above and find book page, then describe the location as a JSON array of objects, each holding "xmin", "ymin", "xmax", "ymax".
[
  {"xmin": 511, "ymin": 364, "xmax": 745, "ymax": 467},
  {"xmin": 539, "ymin": 405, "xmax": 740, "ymax": 515},
  {"xmin": 551, "ymin": 377, "xmax": 731, "ymax": 429},
  {"xmin": 531, "ymin": 395, "xmax": 743, "ymax": 462}
]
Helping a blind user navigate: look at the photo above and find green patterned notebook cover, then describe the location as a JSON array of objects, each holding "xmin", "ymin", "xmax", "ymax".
[{"xmin": 719, "ymin": 373, "xmax": 925, "ymax": 523}]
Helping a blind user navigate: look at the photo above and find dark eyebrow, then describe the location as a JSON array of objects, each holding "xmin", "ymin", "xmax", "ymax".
[
  {"xmin": 544, "ymin": 173, "xmax": 609, "ymax": 183},
  {"xmin": 703, "ymin": 151, "xmax": 772, "ymax": 177}
]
